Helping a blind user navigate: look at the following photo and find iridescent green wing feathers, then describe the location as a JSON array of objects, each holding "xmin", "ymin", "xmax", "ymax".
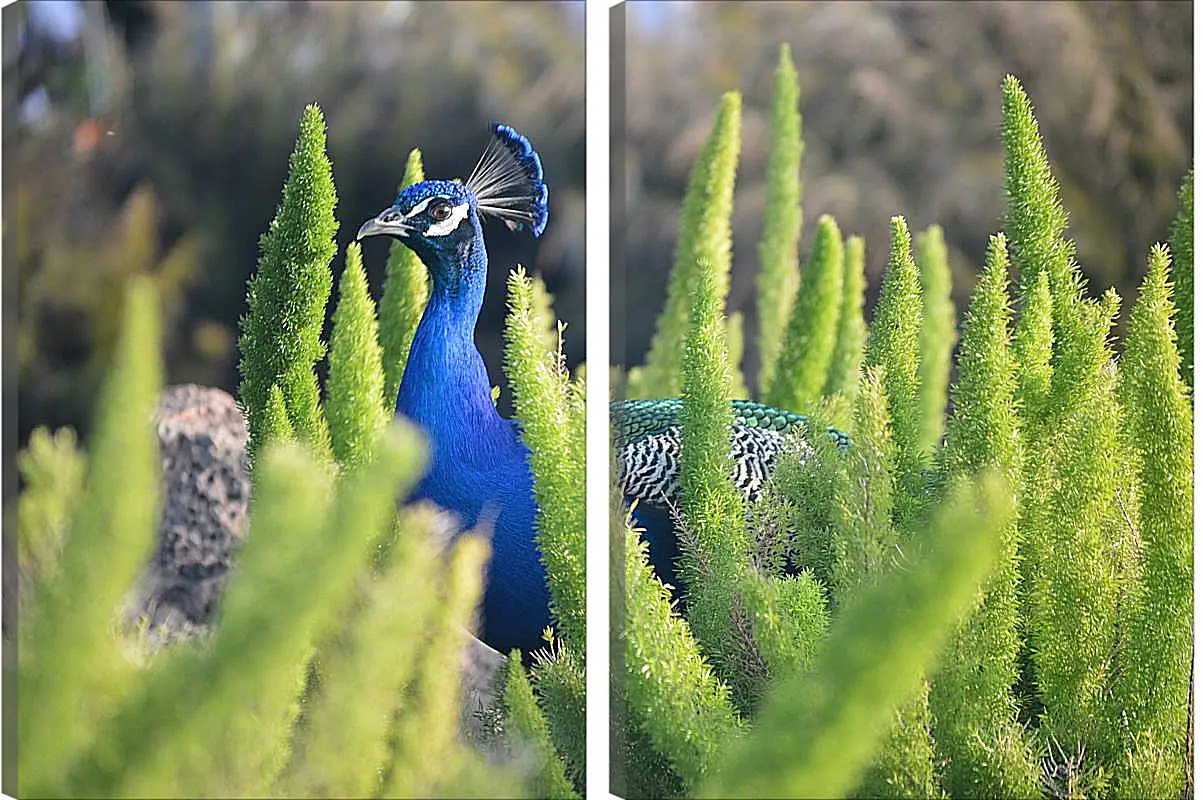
[{"xmin": 611, "ymin": 398, "xmax": 849, "ymax": 448}]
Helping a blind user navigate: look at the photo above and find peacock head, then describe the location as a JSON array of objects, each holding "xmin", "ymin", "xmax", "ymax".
[{"xmin": 356, "ymin": 123, "xmax": 548, "ymax": 274}]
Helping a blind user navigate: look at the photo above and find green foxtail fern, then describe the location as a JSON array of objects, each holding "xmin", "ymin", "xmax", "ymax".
[
  {"xmin": 530, "ymin": 640, "xmax": 587, "ymax": 793},
  {"xmin": 616, "ymin": 62, "xmax": 1191, "ymax": 799},
  {"xmin": 261, "ymin": 383, "xmax": 296, "ymax": 447},
  {"xmin": 18, "ymin": 276, "xmax": 163, "ymax": 796},
  {"xmin": 1002, "ymin": 77, "xmax": 1128, "ymax": 761},
  {"xmin": 16, "ymin": 425, "xmax": 87, "ymax": 585},
  {"xmin": 238, "ymin": 103, "xmax": 337, "ymax": 462},
  {"xmin": 500, "ymin": 651, "xmax": 579, "ymax": 799},
  {"xmin": 765, "ymin": 215, "xmax": 844, "ymax": 414},
  {"xmin": 667, "ymin": 96, "xmax": 836, "ymax": 717},
  {"xmin": 502, "ymin": 266, "xmax": 586, "ymax": 794},
  {"xmin": 864, "ymin": 216, "xmax": 925, "ymax": 531},
  {"xmin": 1109, "ymin": 244, "xmax": 1193, "ymax": 798},
  {"xmin": 529, "ymin": 270, "xmax": 564, "ymax": 356},
  {"xmin": 755, "ymin": 43, "xmax": 804, "ymax": 396},
  {"xmin": 618, "ymin": 500, "xmax": 744, "ymax": 789},
  {"xmin": 734, "ymin": 567, "xmax": 829, "ymax": 706},
  {"xmin": 327, "ymin": 241, "xmax": 388, "ymax": 471},
  {"xmin": 503, "ymin": 266, "xmax": 586, "ymax": 653},
  {"xmin": 833, "ymin": 366, "xmax": 938, "ymax": 799},
  {"xmin": 915, "ymin": 224, "xmax": 956, "ymax": 453},
  {"xmin": 823, "ymin": 234, "xmax": 867, "ymax": 401},
  {"xmin": 829, "ymin": 367, "xmax": 898, "ymax": 598},
  {"xmin": 278, "ymin": 504, "xmax": 443, "ymax": 798},
  {"xmin": 929, "ymin": 234, "xmax": 1042, "ymax": 797},
  {"xmin": 725, "ymin": 310, "xmax": 749, "ymax": 400},
  {"xmin": 1024, "ymin": 293, "xmax": 1127, "ymax": 761},
  {"xmin": 677, "ymin": 247, "xmax": 749, "ymax": 689},
  {"xmin": 627, "ymin": 92, "xmax": 741, "ymax": 399},
  {"xmin": 706, "ymin": 474, "xmax": 1013, "ymax": 799},
  {"xmin": 1000, "ymin": 75, "xmax": 1080, "ymax": 332},
  {"xmin": 378, "ymin": 147, "xmax": 430, "ymax": 408},
  {"xmin": 86, "ymin": 423, "xmax": 430, "ymax": 797},
  {"xmin": 379, "ymin": 533, "xmax": 493, "ymax": 797},
  {"xmin": 1013, "ymin": 269, "xmax": 1054, "ymax": 429}
]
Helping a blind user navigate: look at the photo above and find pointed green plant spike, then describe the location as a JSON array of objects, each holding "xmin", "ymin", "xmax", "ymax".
[
  {"xmin": 16, "ymin": 426, "xmax": 87, "ymax": 587},
  {"xmin": 725, "ymin": 310, "xmax": 749, "ymax": 400},
  {"xmin": 327, "ymin": 241, "xmax": 388, "ymax": 472},
  {"xmin": 855, "ymin": 685, "xmax": 939, "ymax": 800},
  {"xmin": 915, "ymin": 225, "xmax": 956, "ymax": 453},
  {"xmin": 825, "ymin": 234, "xmax": 867, "ymax": 399},
  {"xmin": 1110, "ymin": 244, "xmax": 1192, "ymax": 798},
  {"xmin": 19, "ymin": 277, "xmax": 163, "ymax": 797},
  {"xmin": 756, "ymin": 43, "xmax": 804, "ymax": 395},
  {"xmin": 379, "ymin": 147, "xmax": 430, "ymax": 410},
  {"xmin": 944, "ymin": 235, "xmax": 1021, "ymax": 478},
  {"xmin": 1000, "ymin": 75, "xmax": 1081, "ymax": 321},
  {"xmin": 532, "ymin": 647, "xmax": 587, "ymax": 792},
  {"xmin": 1024, "ymin": 292, "xmax": 1124, "ymax": 755},
  {"xmin": 261, "ymin": 383, "xmax": 295, "ymax": 448},
  {"xmin": 865, "ymin": 216, "xmax": 924, "ymax": 530},
  {"xmin": 381, "ymin": 533, "xmax": 489, "ymax": 798},
  {"xmin": 737, "ymin": 570, "xmax": 829, "ymax": 703},
  {"xmin": 502, "ymin": 651, "xmax": 579, "ymax": 799},
  {"xmin": 931, "ymin": 234, "xmax": 1041, "ymax": 798},
  {"xmin": 679, "ymin": 245, "xmax": 747, "ymax": 665},
  {"xmin": 238, "ymin": 103, "xmax": 337, "ymax": 463},
  {"xmin": 766, "ymin": 214, "xmax": 844, "ymax": 414},
  {"xmin": 834, "ymin": 366, "xmax": 938, "ymax": 798},
  {"xmin": 706, "ymin": 473, "xmax": 1012, "ymax": 800},
  {"xmin": 503, "ymin": 266, "xmax": 586, "ymax": 788},
  {"xmin": 278, "ymin": 505, "xmax": 442, "ymax": 798},
  {"xmin": 766, "ymin": 414, "xmax": 844, "ymax": 591},
  {"xmin": 503, "ymin": 267, "xmax": 586, "ymax": 652},
  {"xmin": 620, "ymin": 503, "xmax": 744, "ymax": 791},
  {"xmin": 634, "ymin": 92, "xmax": 741, "ymax": 399},
  {"xmin": 1013, "ymin": 269, "xmax": 1053, "ymax": 428},
  {"xmin": 1169, "ymin": 169, "xmax": 1192, "ymax": 390},
  {"xmin": 530, "ymin": 270, "xmax": 562, "ymax": 356},
  {"xmin": 831, "ymin": 366, "xmax": 897, "ymax": 599}
]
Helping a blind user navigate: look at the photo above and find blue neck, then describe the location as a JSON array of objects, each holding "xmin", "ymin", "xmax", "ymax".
[{"xmin": 396, "ymin": 223, "xmax": 508, "ymax": 447}]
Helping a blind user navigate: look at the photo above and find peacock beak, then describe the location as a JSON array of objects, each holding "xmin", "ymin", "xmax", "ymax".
[{"xmin": 356, "ymin": 207, "xmax": 413, "ymax": 241}]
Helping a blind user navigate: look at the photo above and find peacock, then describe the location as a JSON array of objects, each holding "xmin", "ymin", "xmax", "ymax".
[
  {"xmin": 356, "ymin": 123, "xmax": 550, "ymax": 655},
  {"xmin": 611, "ymin": 397, "xmax": 850, "ymax": 586}
]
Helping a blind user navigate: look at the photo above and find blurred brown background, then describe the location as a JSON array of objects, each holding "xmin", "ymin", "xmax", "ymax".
[
  {"xmin": 616, "ymin": 0, "xmax": 1193, "ymax": 389},
  {"xmin": 6, "ymin": 0, "xmax": 585, "ymax": 466}
]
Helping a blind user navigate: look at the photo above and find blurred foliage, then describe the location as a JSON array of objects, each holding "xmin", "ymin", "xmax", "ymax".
[
  {"xmin": 618, "ymin": 0, "xmax": 1192, "ymax": 388},
  {"xmin": 9, "ymin": 0, "xmax": 584, "ymax": 458}
]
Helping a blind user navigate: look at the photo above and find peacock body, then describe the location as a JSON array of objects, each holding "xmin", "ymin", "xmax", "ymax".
[
  {"xmin": 612, "ymin": 397, "xmax": 850, "ymax": 583},
  {"xmin": 357, "ymin": 124, "xmax": 551, "ymax": 655}
]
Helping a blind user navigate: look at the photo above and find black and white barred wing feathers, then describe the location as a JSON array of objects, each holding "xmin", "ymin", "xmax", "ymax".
[{"xmin": 612, "ymin": 398, "xmax": 850, "ymax": 508}]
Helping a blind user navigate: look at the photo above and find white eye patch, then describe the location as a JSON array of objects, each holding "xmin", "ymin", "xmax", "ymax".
[
  {"xmin": 403, "ymin": 195, "xmax": 443, "ymax": 220},
  {"xmin": 422, "ymin": 201, "xmax": 470, "ymax": 237}
]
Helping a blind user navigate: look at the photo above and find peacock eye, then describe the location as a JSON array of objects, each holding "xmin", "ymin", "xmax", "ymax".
[{"xmin": 429, "ymin": 200, "xmax": 453, "ymax": 221}]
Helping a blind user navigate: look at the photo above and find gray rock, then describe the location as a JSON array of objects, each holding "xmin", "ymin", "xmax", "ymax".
[{"xmin": 127, "ymin": 384, "xmax": 250, "ymax": 641}]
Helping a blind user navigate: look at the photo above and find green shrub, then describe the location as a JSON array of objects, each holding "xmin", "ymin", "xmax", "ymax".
[{"xmin": 614, "ymin": 55, "xmax": 1193, "ymax": 799}]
